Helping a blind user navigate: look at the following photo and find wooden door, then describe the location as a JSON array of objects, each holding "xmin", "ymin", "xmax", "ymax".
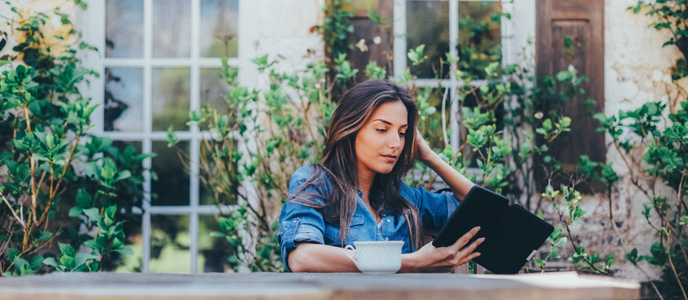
[{"xmin": 536, "ymin": 0, "xmax": 605, "ymax": 187}]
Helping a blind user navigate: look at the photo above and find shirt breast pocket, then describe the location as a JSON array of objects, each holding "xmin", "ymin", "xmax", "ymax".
[{"xmin": 324, "ymin": 214, "xmax": 366, "ymax": 245}]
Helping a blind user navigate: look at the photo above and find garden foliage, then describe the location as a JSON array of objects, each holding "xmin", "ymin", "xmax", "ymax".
[{"xmin": 0, "ymin": 2, "xmax": 150, "ymax": 276}]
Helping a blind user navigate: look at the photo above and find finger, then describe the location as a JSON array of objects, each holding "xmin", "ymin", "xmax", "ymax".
[
  {"xmin": 455, "ymin": 252, "xmax": 482, "ymax": 268},
  {"xmin": 457, "ymin": 237, "xmax": 485, "ymax": 257},
  {"xmin": 450, "ymin": 226, "xmax": 481, "ymax": 252}
]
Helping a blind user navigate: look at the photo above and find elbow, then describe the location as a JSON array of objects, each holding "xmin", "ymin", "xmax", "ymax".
[{"xmin": 287, "ymin": 246, "xmax": 310, "ymax": 273}]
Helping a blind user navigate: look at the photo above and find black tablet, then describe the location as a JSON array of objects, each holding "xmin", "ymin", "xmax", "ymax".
[{"xmin": 432, "ymin": 185, "xmax": 554, "ymax": 274}]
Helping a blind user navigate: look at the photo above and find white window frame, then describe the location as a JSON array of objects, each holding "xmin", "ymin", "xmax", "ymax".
[
  {"xmin": 81, "ymin": 0, "xmax": 241, "ymax": 274},
  {"xmin": 393, "ymin": 0, "xmax": 516, "ymax": 152}
]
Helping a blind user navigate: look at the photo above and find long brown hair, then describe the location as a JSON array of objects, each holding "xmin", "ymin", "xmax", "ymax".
[{"xmin": 288, "ymin": 79, "xmax": 423, "ymax": 251}]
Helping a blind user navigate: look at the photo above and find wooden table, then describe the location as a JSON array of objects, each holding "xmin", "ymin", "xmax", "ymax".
[{"xmin": 1, "ymin": 271, "xmax": 640, "ymax": 300}]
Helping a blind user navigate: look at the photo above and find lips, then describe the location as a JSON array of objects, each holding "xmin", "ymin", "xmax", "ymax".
[{"xmin": 381, "ymin": 154, "xmax": 397, "ymax": 163}]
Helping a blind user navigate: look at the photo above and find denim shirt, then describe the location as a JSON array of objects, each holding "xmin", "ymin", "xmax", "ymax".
[{"xmin": 278, "ymin": 165, "xmax": 460, "ymax": 272}]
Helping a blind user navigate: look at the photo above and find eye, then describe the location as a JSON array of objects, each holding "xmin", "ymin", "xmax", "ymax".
[
  {"xmin": 399, "ymin": 132, "xmax": 406, "ymax": 136},
  {"xmin": 376, "ymin": 129, "xmax": 387, "ymax": 133}
]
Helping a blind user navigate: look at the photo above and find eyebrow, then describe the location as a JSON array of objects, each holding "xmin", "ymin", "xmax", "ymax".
[{"xmin": 373, "ymin": 119, "xmax": 408, "ymax": 127}]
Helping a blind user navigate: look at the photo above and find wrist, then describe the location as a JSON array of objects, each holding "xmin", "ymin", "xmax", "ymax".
[
  {"xmin": 399, "ymin": 253, "xmax": 420, "ymax": 273},
  {"xmin": 421, "ymin": 151, "xmax": 442, "ymax": 168}
]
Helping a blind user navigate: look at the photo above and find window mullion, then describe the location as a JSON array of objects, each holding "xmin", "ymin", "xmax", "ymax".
[
  {"xmin": 450, "ymin": 0, "xmax": 460, "ymax": 151},
  {"xmin": 393, "ymin": 0, "xmax": 406, "ymax": 78},
  {"xmin": 141, "ymin": 0, "xmax": 154, "ymax": 274},
  {"xmin": 189, "ymin": 0, "xmax": 201, "ymax": 274}
]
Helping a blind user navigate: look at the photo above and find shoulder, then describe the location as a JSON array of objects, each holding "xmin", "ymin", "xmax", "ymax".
[
  {"xmin": 398, "ymin": 179, "xmax": 420, "ymax": 206},
  {"xmin": 290, "ymin": 165, "xmax": 314, "ymax": 184},
  {"xmin": 288, "ymin": 165, "xmax": 331, "ymax": 196}
]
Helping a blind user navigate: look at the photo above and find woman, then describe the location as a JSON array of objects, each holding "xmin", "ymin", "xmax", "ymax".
[{"xmin": 277, "ymin": 80, "xmax": 483, "ymax": 273}]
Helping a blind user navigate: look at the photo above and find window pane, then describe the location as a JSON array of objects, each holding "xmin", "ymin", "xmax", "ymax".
[
  {"xmin": 150, "ymin": 215, "xmax": 191, "ymax": 273},
  {"xmin": 458, "ymin": 1, "xmax": 502, "ymax": 79},
  {"xmin": 343, "ymin": 0, "xmax": 379, "ymax": 17},
  {"xmin": 152, "ymin": 68, "xmax": 190, "ymax": 132},
  {"xmin": 199, "ymin": 215, "xmax": 235, "ymax": 272},
  {"xmin": 104, "ymin": 68, "xmax": 144, "ymax": 132},
  {"xmin": 106, "ymin": 0, "xmax": 143, "ymax": 58},
  {"xmin": 113, "ymin": 214, "xmax": 143, "ymax": 273},
  {"xmin": 200, "ymin": 68, "xmax": 229, "ymax": 114},
  {"xmin": 200, "ymin": 0, "xmax": 239, "ymax": 58},
  {"xmin": 107, "ymin": 141, "xmax": 146, "ymax": 210},
  {"xmin": 199, "ymin": 141, "xmax": 238, "ymax": 206},
  {"xmin": 406, "ymin": 1, "xmax": 449, "ymax": 79},
  {"xmin": 112, "ymin": 141, "xmax": 143, "ymax": 155},
  {"xmin": 153, "ymin": 0, "xmax": 191, "ymax": 58},
  {"xmin": 151, "ymin": 141, "xmax": 190, "ymax": 206}
]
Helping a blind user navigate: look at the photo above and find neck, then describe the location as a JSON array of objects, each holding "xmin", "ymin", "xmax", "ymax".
[{"xmin": 357, "ymin": 165, "xmax": 376, "ymax": 201}]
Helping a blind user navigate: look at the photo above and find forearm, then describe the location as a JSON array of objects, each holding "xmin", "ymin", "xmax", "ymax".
[
  {"xmin": 288, "ymin": 243, "xmax": 360, "ymax": 272},
  {"xmin": 423, "ymin": 152, "xmax": 475, "ymax": 200},
  {"xmin": 289, "ymin": 243, "xmax": 423, "ymax": 273}
]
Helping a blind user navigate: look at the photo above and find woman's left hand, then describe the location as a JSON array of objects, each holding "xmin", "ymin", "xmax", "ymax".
[{"xmin": 414, "ymin": 129, "xmax": 436, "ymax": 164}]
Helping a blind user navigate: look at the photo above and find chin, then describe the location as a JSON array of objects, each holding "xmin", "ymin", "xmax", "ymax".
[{"xmin": 373, "ymin": 165, "xmax": 396, "ymax": 174}]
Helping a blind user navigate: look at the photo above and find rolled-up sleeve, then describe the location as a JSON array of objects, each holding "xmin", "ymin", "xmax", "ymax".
[
  {"xmin": 277, "ymin": 165, "xmax": 327, "ymax": 272},
  {"xmin": 400, "ymin": 181, "xmax": 460, "ymax": 232}
]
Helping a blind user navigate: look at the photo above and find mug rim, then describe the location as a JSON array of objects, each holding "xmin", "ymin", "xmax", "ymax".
[{"xmin": 352, "ymin": 241, "xmax": 404, "ymax": 246}]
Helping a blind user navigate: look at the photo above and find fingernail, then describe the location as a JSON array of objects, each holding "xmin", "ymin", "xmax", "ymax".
[
  {"xmin": 474, "ymin": 226, "xmax": 481, "ymax": 231},
  {"xmin": 479, "ymin": 237, "xmax": 486, "ymax": 242},
  {"xmin": 476, "ymin": 253, "xmax": 481, "ymax": 256}
]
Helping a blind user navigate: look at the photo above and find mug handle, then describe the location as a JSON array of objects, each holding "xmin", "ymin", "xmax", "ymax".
[{"xmin": 344, "ymin": 245, "xmax": 357, "ymax": 266}]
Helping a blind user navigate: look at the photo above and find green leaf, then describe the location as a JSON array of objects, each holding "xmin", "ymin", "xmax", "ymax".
[
  {"xmin": 114, "ymin": 247, "xmax": 134, "ymax": 256},
  {"xmin": 7, "ymin": 248, "xmax": 20, "ymax": 262},
  {"xmin": 68, "ymin": 206, "xmax": 83, "ymax": 217},
  {"xmin": 58, "ymin": 242, "xmax": 76, "ymax": 257},
  {"xmin": 76, "ymin": 189, "xmax": 92, "ymax": 208},
  {"xmin": 83, "ymin": 207, "xmax": 101, "ymax": 223},
  {"xmin": 42, "ymin": 257, "xmax": 59, "ymax": 268},
  {"xmin": 38, "ymin": 231, "xmax": 52, "ymax": 241}
]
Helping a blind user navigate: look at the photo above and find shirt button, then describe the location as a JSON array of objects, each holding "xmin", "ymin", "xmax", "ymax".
[{"xmin": 387, "ymin": 219, "xmax": 391, "ymax": 222}]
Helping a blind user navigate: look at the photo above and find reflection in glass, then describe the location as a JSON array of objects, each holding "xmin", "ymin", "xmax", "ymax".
[
  {"xmin": 201, "ymin": 0, "xmax": 239, "ymax": 57},
  {"xmin": 104, "ymin": 68, "xmax": 144, "ymax": 132},
  {"xmin": 150, "ymin": 215, "xmax": 191, "ymax": 273},
  {"xmin": 113, "ymin": 214, "xmax": 143, "ymax": 273},
  {"xmin": 200, "ymin": 68, "xmax": 229, "ymax": 114},
  {"xmin": 152, "ymin": 68, "xmax": 190, "ymax": 131},
  {"xmin": 106, "ymin": 0, "xmax": 143, "ymax": 58},
  {"xmin": 199, "ymin": 215, "xmax": 234, "ymax": 272},
  {"xmin": 111, "ymin": 141, "xmax": 143, "ymax": 155},
  {"xmin": 458, "ymin": 1, "xmax": 502, "ymax": 79},
  {"xmin": 199, "ymin": 141, "xmax": 238, "ymax": 206},
  {"xmin": 151, "ymin": 141, "xmax": 189, "ymax": 206},
  {"xmin": 153, "ymin": 0, "xmax": 191, "ymax": 58},
  {"xmin": 406, "ymin": 1, "xmax": 449, "ymax": 79},
  {"xmin": 106, "ymin": 140, "xmax": 146, "ymax": 212},
  {"xmin": 343, "ymin": 0, "xmax": 379, "ymax": 17}
]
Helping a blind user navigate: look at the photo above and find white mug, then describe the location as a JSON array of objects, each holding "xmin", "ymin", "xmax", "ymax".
[{"xmin": 344, "ymin": 241, "xmax": 404, "ymax": 274}]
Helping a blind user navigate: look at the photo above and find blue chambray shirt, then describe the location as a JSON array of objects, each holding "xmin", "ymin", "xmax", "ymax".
[{"xmin": 278, "ymin": 165, "xmax": 460, "ymax": 272}]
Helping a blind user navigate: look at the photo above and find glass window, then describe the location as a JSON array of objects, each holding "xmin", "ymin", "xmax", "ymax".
[
  {"xmin": 104, "ymin": 67, "xmax": 144, "ymax": 132},
  {"xmin": 149, "ymin": 215, "xmax": 191, "ymax": 273},
  {"xmin": 406, "ymin": 1, "xmax": 450, "ymax": 79},
  {"xmin": 458, "ymin": 1, "xmax": 502, "ymax": 79},
  {"xmin": 101, "ymin": 0, "xmax": 241, "ymax": 273},
  {"xmin": 105, "ymin": 0, "xmax": 143, "ymax": 58},
  {"xmin": 152, "ymin": 0, "xmax": 192, "ymax": 58},
  {"xmin": 200, "ymin": 0, "xmax": 239, "ymax": 57}
]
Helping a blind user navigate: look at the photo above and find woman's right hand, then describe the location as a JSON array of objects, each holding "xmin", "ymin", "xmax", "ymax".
[{"xmin": 400, "ymin": 226, "xmax": 485, "ymax": 273}]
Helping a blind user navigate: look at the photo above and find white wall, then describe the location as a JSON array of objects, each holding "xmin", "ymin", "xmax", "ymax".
[{"xmin": 238, "ymin": 0, "xmax": 324, "ymax": 89}]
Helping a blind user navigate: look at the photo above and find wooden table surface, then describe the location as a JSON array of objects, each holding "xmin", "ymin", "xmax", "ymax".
[{"xmin": 1, "ymin": 271, "xmax": 640, "ymax": 300}]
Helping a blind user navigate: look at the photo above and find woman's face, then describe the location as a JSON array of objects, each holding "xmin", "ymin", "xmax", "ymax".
[{"xmin": 355, "ymin": 100, "xmax": 408, "ymax": 177}]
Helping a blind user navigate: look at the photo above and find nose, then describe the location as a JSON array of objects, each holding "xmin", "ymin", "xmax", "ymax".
[{"xmin": 388, "ymin": 133, "xmax": 401, "ymax": 150}]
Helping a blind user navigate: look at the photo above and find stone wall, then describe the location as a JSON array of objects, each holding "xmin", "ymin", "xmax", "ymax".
[{"xmin": 568, "ymin": 0, "xmax": 685, "ymax": 281}]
